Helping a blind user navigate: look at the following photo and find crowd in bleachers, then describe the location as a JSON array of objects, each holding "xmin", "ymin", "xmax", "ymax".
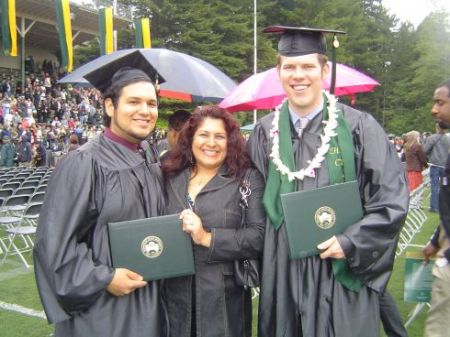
[
  {"xmin": 0, "ymin": 60, "xmax": 171, "ymax": 168},
  {"xmin": 0, "ymin": 60, "xmax": 105, "ymax": 168}
]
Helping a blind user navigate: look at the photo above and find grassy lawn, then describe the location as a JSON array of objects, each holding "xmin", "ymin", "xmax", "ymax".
[{"xmin": 0, "ymin": 203, "xmax": 438, "ymax": 337}]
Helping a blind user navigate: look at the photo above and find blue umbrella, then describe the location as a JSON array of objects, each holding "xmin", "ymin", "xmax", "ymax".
[{"xmin": 58, "ymin": 48, "xmax": 236, "ymax": 102}]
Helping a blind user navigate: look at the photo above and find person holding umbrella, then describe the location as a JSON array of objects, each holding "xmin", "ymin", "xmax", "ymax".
[
  {"xmin": 246, "ymin": 26, "xmax": 409, "ymax": 337},
  {"xmin": 33, "ymin": 51, "xmax": 166, "ymax": 337}
]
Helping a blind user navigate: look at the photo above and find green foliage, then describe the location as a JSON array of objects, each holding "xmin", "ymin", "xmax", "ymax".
[
  {"xmin": 74, "ymin": 40, "xmax": 100, "ymax": 67},
  {"xmin": 70, "ymin": 0, "xmax": 450, "ymax": 135}
]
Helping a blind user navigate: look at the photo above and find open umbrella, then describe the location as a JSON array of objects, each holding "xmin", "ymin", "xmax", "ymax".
[
  {"xmin": 240, "ymin": 123, "xmax": 255, "ymax": 132},
  {"xmin": 219, "ymin": 62, "xmax": 380, "ymax": 112},
  {"xmin": 58, "ymin": 48, "xmax": 236, "ymax": 103}
]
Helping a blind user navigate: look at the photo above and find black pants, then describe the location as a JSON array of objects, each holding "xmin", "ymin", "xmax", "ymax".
[{"xmin": 380, "ymin": 291, "xmax": 408, "ymax": 337}]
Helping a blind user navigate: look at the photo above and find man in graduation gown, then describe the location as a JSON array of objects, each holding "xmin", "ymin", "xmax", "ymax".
[
  {"xmin": 247, "ymin": 26, "xmax": 409, "ymax": 337},
  {"xmin": 422, "ymin": 79, "xmax": 450, "ymax": 337},
  {"xmin": 33, "ymin": 52, "xmax": 166, "ymax": 337}
]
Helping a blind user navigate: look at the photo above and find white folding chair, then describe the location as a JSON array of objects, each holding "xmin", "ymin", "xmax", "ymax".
[
  {"xmin": 0, "ymin": 202, "xmax": 41, "ymax": 268},
  {"xmin": 22, "ymin": 202, "xmax": 43, "ymax": 227}
]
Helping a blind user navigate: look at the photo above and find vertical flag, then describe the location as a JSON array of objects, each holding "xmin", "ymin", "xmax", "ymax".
[
  {"xmin": 54, "ymin": 0, "xmax": 73, "ymax": 72},
  {"xmin": 134, "ymin": 18, "xmax": 151, "ymax": 49},
  {"xmin": 0, "ymin": 0, "xmax": 17, "ymax": 56},
  {"xmin": 99, "ymin": 7, "xmax": 114, "ymax": 55}
]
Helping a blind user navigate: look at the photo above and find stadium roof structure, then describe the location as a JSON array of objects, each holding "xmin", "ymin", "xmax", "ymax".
[{"xmin": 3, "ymin": 0, "xmax": 132, "ymax": 52}]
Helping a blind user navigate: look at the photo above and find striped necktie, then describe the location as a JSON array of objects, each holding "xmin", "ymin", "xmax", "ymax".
[{"xmin": 295, "ymin": 117, "xmax": 309, "ymax": 137}]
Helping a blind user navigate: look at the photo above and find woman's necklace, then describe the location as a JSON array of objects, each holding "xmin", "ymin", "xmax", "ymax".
[
  {"xmin": 195, "ymin": 176, "xmax": 206, "ymax": 186},
  {"xmin": 189, "ymin": 170, "xmax": 217, "ymax": 187},
  {"xmin": 268, "ymin": 91, "xmax": 339, "ymax": 182}
]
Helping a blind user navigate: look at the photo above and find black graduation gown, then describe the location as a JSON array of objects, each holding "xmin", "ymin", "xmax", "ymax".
[
  {"xmin": 33, "ymin": 134, "xmax": 166, "ymax": 337},
  {"xmin": 247, "ymin": 103, "xmax": 409, "ymax": 337}
]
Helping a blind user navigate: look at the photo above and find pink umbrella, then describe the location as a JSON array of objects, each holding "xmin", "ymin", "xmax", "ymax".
[{"xmin": 219, "ymin": 62, "xmax": 380, "ymax": 112}]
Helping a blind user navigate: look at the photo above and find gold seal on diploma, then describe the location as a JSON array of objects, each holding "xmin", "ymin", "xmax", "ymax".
[
  {"xmin": 141, "ymin": 236, "xmax": 164, "ymax": 258},
  {"xmin": 314, "ymin": 206, "xmax": 336, "ymax": 229}
]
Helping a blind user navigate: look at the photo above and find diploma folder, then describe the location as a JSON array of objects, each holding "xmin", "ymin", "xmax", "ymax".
[
  {"xmin": 280, "ymin": 180, "xmax": 363, "ymax": 259},
  {"xmin": 108, "ymin": 214, "xmax": 195, "ymax": 281}
]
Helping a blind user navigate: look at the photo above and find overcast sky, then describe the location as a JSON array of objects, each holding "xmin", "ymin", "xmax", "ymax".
[{"xmin": 382, "ymin": 0, "xmax": 450, "ymax": 27}]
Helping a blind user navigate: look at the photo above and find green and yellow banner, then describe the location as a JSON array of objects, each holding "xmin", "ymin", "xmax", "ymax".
[
  {"xmin": 55, "ymin": 0, "xmax": 73, "ymax": 72},
  {"xmin": 134, "ymin": 18, "xmax": 151, "ymax": 49},
  {"xmin": 99, "ymin": 7, "xmax": 114, "ymax": 55},
  {"xmin": 1, "ymin": 0, "xmax": 17, "ymax": 56}
]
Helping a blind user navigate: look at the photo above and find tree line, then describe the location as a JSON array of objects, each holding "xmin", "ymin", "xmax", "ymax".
[{"xmin": 76, "ymin": 0, "xmax": 450, "ymax": 135}]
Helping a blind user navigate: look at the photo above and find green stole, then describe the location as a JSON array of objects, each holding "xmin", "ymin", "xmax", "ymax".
[{"xmin": 262, "ymin": 96, "xmax": 362, "ymax": 292}]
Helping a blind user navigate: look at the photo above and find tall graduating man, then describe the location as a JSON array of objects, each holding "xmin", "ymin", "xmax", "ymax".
[
  {"xmin": 247, "ymin": 26, "xmax": 409, "ymax": 337},
  {"xmin": 34, "ymin": 51, "xmax": 166, "ymax": 337}
]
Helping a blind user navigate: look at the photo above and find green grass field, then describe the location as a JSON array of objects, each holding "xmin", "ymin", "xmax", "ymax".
[{"xmin": 0, "ymin": 203, "xmax": 439, "ymax": 337}]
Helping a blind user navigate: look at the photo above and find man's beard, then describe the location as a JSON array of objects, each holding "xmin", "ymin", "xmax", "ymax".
[{"xmin": 438, "ymin": 120, "xmax": 450, "ymax": 130}]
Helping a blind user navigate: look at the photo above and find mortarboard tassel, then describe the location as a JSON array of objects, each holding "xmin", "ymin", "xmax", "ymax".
[{"xmin": 330, "ymin": 35, "xmax": 339, "ymax": 95}]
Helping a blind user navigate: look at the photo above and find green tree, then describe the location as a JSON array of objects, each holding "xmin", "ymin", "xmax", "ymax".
[{"xmin": 386, "ymin": 12, "xmax": 450, "ymax": 134}]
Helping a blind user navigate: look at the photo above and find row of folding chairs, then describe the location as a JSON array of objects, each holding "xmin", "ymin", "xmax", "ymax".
[
  {"xmin": 0, "ymin": 179, "xmax": 48, "ymax": 191},
  {"xmin": 0, "ymin": 192, "xmax": 46, "ymax": 211},
  {"xmin": 0, "ymin": 201, "xmax": 43, "ymax": 268},
  {"xmin": 0, "ymin": 166, "xmax": 52, "ymax": 178},
  {"xmin": 0, "ymin": 182, "xmax": 48, "ymax": 201},
  {"xmin": 0, "ymin": 167, "xmax": 49, "ymax": 267},
  {"xmin": 0, "ymin": 169, "xmax": 52, "ymax": 184},
  {"xmin": 0, "ymin": 166, "xmax": 51, "ymax": 178},
  {"xmin": 0, "ymin": 178, "xmax": 51, "ymax": 191},
  {"xmin": 0, "ymin": 181, "xmax": 48, "ymax": 193}
]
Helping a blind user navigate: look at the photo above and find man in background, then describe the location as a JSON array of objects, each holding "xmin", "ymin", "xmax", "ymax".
[
  {"xmin": 157, "ymin": 109, "xmax": 190, "ymax": 161},
  {"xmin": 423, "ymin": 79, "xmax": 450, "ymax": 337},
  {"xmin": 423, "ymin": 121, "xmax": 450, "ymax": 212}
]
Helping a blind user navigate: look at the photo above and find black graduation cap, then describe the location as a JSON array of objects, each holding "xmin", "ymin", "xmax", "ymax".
[
  {"xmin": 264, "ymin": 26, "xmax": 346, "ymax": 93},
  {"xmin": 83, "ymin": 50, "xmax": 165, "ymax": 94},
  {"xmin": 263, "ymin": 25, "xmax": 345, "ymax": 57}
]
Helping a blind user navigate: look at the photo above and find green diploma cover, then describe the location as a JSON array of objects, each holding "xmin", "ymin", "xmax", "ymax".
[
  {"xmin": 108, "ymin": 214, "xmax": 195, "ymax": 281},
  {"xmin": 404, "ymin": 251, "xmax": 434, "ymax": 303},
  {"xmin": 280, "ymin": 180, "xmax": 363, "ymax": 259}
]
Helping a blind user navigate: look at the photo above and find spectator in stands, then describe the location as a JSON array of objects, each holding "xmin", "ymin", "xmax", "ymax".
[
  {"xmin": 86, "ymin": 125, "xmax": 97, "ymax": 142},
  {"xmin": 1, "ymin": 96, "xmax": 11, "ymax": 123},
  {"xmin": 0, "ymin": 136, "xmax": 16, "ymax": 167},
  {"xmin": 67, "ymin": 133, "xmax": 80, "ymax": 152},
  {"xmin": 423, "ymin": 78, "xmax": 450, "ymax": 337},
  {"xmin": 2, "ymin": 78, "xmax": 12, "ymax": 97},
  {"xmin": 51, "ymin": 116, "xmax": 61, "ymax": 129},
  {"xmin": 404, "ymin": 130, "xmax": 428, "ymax": 191},
  {"xmin": 43, "ymin": 73, "xmax": 52, "ymax": 92},
  {"xmin": 423, "ymin": 121, "xmax": 450, "ymax": 212},
  {"xmin": 33, "ymin": 140, "xmax": 47, "ymax": 167},
  {"xmin": 17, "ymin": 135, "xmax": 32, "ymax": 166}
]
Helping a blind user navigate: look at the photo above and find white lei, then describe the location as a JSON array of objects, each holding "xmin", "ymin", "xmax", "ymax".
[{"xmin": 269, "ymin": 91, "xmax": 339, "ymax": 182}]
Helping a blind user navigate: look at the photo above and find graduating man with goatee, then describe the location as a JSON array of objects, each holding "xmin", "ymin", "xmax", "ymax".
[{"xmin": 34, "ymin": 52, "xmax": 166, "ymax": 337}]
